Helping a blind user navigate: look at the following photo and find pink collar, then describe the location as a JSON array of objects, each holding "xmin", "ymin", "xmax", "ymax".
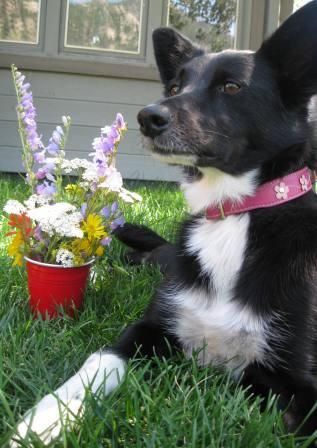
[{"xmin": 206, "ymin": 167, "xmax": 312, "ymax": 220}]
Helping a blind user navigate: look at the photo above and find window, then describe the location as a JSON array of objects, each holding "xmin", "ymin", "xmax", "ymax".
[
  {"xmin": 0, "ymin": 1, "xmax": 300, "ymax": 79},
  {"xmin": 293, "ymin": 0, "xmax": 311, "ymax": 11},
  {"xmin": 0, "ymin": 0, "xmax": 41, "ymax": 44},
  {"xmin": 65, "ymin": 0, "xmax": 143, "ymax": 54},
  {"xmin": 168, "ymin": 0, "xmax": 238, "ymax": 52}
]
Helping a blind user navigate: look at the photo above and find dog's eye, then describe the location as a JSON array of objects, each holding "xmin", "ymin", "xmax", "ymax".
[
  {"xmin": 223, "ymin": 81, "xmax": 241, "ymax": 95},
  {"xmin": 169, "ymin": 85, "xmax": 179, "ymax": 96}
]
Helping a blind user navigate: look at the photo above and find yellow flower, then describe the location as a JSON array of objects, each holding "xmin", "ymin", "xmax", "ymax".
[
  {"xmin": 82, "ymin": 214, "xmax": 106, "ymax": 241},
  {"xmin": 95, "ymin": 246, "xmax": 104, "ymax": 257},
  {"xmin": 13, "ymin": 252, "xmax": 23, "ymax": 266},
  {"xmin": 8, "ymin": 231, "xmax": 24, "ymax": 266},
  {"xmin": 73, "ymin": 255, "xmax": 85, "ymax": 266},
  {"xmin": 65, "ymin": 184, "xmax": 84, "ymax": 195},
  {"xmin": 72, "ymin": 238, "xmax": 92, "ymax": 257}
]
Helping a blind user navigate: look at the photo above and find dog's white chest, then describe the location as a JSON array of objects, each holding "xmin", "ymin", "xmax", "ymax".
[{"xmin": 173, "ymin": 215, "xmax": 269, "ymax": 375}]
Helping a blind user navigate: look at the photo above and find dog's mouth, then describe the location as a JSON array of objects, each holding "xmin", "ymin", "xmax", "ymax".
[
  {"xmin": 141, "ymin": 135, "xmax": 198, "ymax": 166},
  {"xmin": 141, "ymin": 135, "xmax": 220, "ymax": 168},
  {"xmin": 151, "ymin": 140, "xmax": 187, "ymax": 157}
]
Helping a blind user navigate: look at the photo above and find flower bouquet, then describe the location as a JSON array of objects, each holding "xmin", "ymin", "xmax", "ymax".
[{"xmin": 2, "ymin": 65, "xmax": 141, "ymax": 318}]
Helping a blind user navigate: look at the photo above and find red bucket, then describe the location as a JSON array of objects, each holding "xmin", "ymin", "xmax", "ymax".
[{"xmin": 25, "ymin": 257, "xmax": 94, "ymax": 318}]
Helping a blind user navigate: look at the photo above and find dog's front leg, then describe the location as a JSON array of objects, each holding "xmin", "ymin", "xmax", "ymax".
[
  {"xmin": 10, "ymin": 351, "xmax": 125, "ymax": 447},
  {"xmin": 10, "ymin": 319, "xmax": 176, "ymax": 447},
  {"xmin": 241, "ymin": 364, "xmax": 317, "ymax": 442}
]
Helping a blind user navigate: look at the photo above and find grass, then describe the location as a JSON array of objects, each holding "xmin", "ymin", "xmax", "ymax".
[{"xmin": 0, "ymin": 173, "xmax": 314, "ymax": 447}]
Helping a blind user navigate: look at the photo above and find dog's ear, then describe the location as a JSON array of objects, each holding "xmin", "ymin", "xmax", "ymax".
[
  {"xmin": 152, "ymin": 27, "xmax": 202, "ymax": 84},
  {"xmin": 258, "ymin": 1, "xmax": 317, "ymax": 107}
]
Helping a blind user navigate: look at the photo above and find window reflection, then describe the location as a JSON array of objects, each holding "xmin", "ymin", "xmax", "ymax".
[
  {"xmin": 65, "ymin": 0, "xmax": 143, "ymax": 54},
  {"xmin": 0, "ymin": 0, "xmax": 40, "ymax": 44},
  {"xmin": 168, "ymin": 0, "xmax": 237, "ymax": 52}
]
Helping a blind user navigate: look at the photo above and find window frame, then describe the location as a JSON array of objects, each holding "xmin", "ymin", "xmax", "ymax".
[
  {"xmin": 0, "ymin": 0, "xmax": 47, "ymax": 51},
  {"xmin": 61, "ymin": 0, "xmax": 147, "ymax": 59},
  {"xmin": 0, "ymin": 0, "xmax": 295, "ymax": 80}
]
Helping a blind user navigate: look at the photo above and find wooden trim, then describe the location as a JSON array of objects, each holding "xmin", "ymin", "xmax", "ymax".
[
  {"xmin": 249, "ymin": 0, "xmax": 266, "ymax": 50},
  {"xmin": 235, "ymin": 0, "xmax": 253, "ymax": 50},
  {"xmin": 235, "ymin": 0, "xmax": 269, "ymax": 51},
  {"xmin": 44, "ymin": 0, "xmax": 61, "ymax": 54},
  {"xmin": 264, "ymin": 0, "xmax": 280, "ymax": 38},
  {"xmin": 145, "ymin": 0, "xmax": 165, "ymax": 66},
  {"xmin": 279, "ymin": 0, "xmax": 294, "ymax": 23},
  {"xmin": 0, "ymin": 52, "xmax": 159, "ymax": 80}
]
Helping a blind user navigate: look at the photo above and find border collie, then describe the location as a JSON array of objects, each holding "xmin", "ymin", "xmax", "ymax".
[{"xmin": 11, "ymin": 1, "xmax": 317, "ymax": 445}]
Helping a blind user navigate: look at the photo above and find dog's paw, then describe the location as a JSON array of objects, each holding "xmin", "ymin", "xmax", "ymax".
[
  {"xmin": 10, "ymin": 352, "xmax": 125, "ymax": 446},
  {"xmin": 9, "ymin": 392, "xmax": 83, "ymax": 447}
]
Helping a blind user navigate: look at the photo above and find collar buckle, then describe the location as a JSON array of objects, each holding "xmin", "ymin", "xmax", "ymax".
[{"xmin": 219, "ymin": 202, "xmax": 226, "ymax": 219}]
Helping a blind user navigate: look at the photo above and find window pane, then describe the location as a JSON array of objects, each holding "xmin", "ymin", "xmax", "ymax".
[
  {"xmin": 0, "ymin": 0, "xmax": 40, "ymax": 44},
  {"xmin": 168, "ymin": 0, "xmax": 237, "ymax": 52},
  {"xmin": 66, "ymin": 0, "xmax": 143, "ymax": 54},
  {"xmin": 293, "ymin": 0, "xmax": 311, "ymax": 11}
]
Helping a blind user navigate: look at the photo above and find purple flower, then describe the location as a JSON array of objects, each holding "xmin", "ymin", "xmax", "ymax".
[
  {"xmin": 111, "ymin": 201, "xmax": 118, "ymax": 213},
  {"xmin": 16, "ymin": 73, "xmax": 25, "ymax": 84},
  {"xmin": 116, "ymin": 113, "xmax": 126, "ymax": 129},
  {"xmin": 35, "ymin": 168, "xmax": 47, "ymax": 180},
  {"xmin": 46, "ymin": 140, "xmax": 60, "ymax": 155},
  {"xmin": 44, "ymin": 160, "xmax": 56, "ymax": 172},
  {"xmin": 45, "ymin": 172, "xmax": 55, "ymax": 182},
  {"xmin": 81, "ymin": 203, "xmax": 87, "ymax": 217},
  {"xmin": 28, "ymin": 133, "xmax": 43, "ymax": 151},
  {"xmin": 108, "ymin": 125, "xmax": 120, "ymax": 142},
  {"xmin": 110, "ymin": 215, "xmax": 125, "ymax": 230},
  {"xmin": 94, "ymin": 156, "xmax": 109, "ymax": 176},
  {"xmin": 15, "ymin": 75, "xmax": 43, "ymax": 152},
  {"xmin": 33, "ymin": 149, "xmax": 46, "ymax": 163},
  {"xmin": 92, "ymin": 136, "xmax": 114, "ymax": 155},
  {"xmin": 100, "ymin": 206, "xmax": 111, "ymax": 218},
  {"xmin": 36, "ymin": 181, "xmax": 56, "ymax": 196},
  {"xmin": 35, "ymin": 160, "xmax": 55, "ymax": 182},
  {"xmin": 101, "ymin": 236, "xmax": 112, "ymax": 246},
  {"xmin": 56, "ymin": 126, "xmax": 64, "ymax": 136},
  {"xmin": 52, "ymin": 130, "xmax": 62, "ymax": 145},
  {"xmin": 34, "ymin": 226, "xmax": 43, "ymax": 242}
]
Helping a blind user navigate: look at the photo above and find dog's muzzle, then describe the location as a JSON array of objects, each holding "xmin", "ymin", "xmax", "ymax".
[{"xmin": 137, "ymin": 104, "xmax": 171, "ymax": 139}]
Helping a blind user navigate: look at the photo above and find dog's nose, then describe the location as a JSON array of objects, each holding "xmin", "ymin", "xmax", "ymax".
[{"xmin": 137, "ymin": 104, "xmax": 171, "ymax": 138}]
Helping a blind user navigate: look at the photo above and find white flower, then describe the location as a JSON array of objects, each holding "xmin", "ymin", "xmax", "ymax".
[
  {"xmin": 62, "ymin": 115, "xmax": 70, "ymax": 126},
  {"xmin": 61, "ymin": 158, "xmax": 92, "ymax": 174},
  {"xmin": 119, "ymin": 188, "xmax": 142, "ymax": 203},
  {"xmin": 24, "ymin": 194, "xmax": 51, "ymax": 210},
  {"xmin": 100, "ymin": 125, "xmax": 111, "ymax": 135},
  {"xmin": 27, "ymin": 202, "xmax": 83, "ymax": 238},
  {"xmin": 82, "ymin": 163, "xmax": 99, "ymax": 183},
  {"xmin": 79, "ymin": 181, "xmax": 90, "ymax": 189},
  {"xmin": 98, "ymin": 167, "xmax": 122, "ymax": 192},
  {"xmin": 3, "ymin": 200, "xmax": 26, "ymax": 215},
  {"xmin": 56, "ymin": 249, "xmax": 74, "ymax": 267}
]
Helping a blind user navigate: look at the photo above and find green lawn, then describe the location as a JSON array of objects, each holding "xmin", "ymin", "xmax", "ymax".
[{"xmin": 0, "ymin": 173, "xmax": 313, "ymax": 447}]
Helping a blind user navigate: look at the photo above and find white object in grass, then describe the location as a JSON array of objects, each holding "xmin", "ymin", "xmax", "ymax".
[{"xmin": 10, "ymin": 351, "xmax": 125, "ymax": 446}]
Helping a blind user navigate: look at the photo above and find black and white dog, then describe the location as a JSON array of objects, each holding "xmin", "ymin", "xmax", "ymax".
[{"xmin": 11, "ymin": 1, "xmax": 317, "ymax": 445}]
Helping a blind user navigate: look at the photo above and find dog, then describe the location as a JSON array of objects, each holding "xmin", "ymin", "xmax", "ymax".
[{"xmin": 10, "ymin": 1, "xmax": 317, "ymax": 445}]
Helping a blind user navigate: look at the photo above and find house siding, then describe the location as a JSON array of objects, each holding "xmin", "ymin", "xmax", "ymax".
[{"xmin": 0, "ymin": 68, "xmax": 182, "ymax": 181}]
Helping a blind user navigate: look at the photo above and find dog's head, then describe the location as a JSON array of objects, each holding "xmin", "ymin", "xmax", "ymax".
[{"xmin": 138, "ymin": 1, "xmax": 317, "ymax": 179}]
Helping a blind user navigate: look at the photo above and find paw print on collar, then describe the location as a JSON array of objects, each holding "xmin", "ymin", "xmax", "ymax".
[
  {"xmin": 274, "ymin": 182, "xmax": 289, "ymax": 200},
  {"xmin": 299, "ymin": 174, "xmax": 309, "ymax": 191}
]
